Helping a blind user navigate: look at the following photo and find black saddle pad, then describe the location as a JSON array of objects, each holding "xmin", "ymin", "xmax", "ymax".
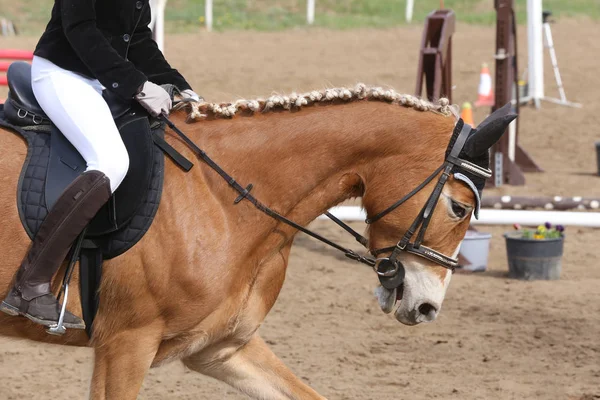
[{"xmin": 0, "ymin": 105, "xmax": 166, "ymax": 260}]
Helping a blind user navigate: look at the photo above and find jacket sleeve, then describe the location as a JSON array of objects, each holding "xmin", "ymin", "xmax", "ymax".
[
  {"xmin": 127, "ymin": 24, "xmax": 192, "ymax": 92},
  {"xmin": 61, "ymin": 0, "xmax": 148, "ymax": 100}
]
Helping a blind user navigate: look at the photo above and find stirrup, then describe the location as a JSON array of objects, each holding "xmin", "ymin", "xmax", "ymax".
[{"xmin": 47, "ymin": 230, "xmax": 86, "ymax": 336}]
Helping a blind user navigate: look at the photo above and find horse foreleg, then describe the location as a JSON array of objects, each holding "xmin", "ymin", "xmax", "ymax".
[
  {"xmin": 89, "ymin": 325, "xmax": 162, "ymax": 400},
  {"xmin": 183, "ymin": 334, "xmax": 326, "ymax": 400}
]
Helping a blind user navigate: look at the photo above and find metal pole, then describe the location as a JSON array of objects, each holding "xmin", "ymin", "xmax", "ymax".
[
  {"xmin": 538, "ymin": 12, "xmax": 582, "ymax": 108},
  {"xmin": 543, "ymin": 21, "xmax": 566, "ymax": 102},
  {"xmin": 307, "ymin": 0, "xmax": 315, "ymax": 25},
  {"xmin": 156, "ymin": 0, "xmax": 167, "ymax": 51},
  {"xmin": 527, "ymin": 0, "xmax": 544, "ymax": 108},
  {"xmin": 206, "ymin": 0, "xmax": 213, "ymax": 32},
  {"xmin": 149, "ymin": 0, "xmax": 167, "ymax": 51},
  {"xmin": 406, "ymin": 0, "xmax": 415, "ymax": 23},
  {"xmin": 508, "ymin": 119, "xmax": 516, "ymax": 161}
]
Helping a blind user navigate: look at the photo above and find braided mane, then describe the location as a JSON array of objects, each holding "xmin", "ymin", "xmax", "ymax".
[{"xmin": 175, "ymin": 84, "xmax": 457, "ymax": 121}]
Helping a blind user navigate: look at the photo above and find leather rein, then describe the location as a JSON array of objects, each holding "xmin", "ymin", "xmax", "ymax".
[{"xmin": 161, "ymin": 115, "xmax": 490, "ymax": 290}]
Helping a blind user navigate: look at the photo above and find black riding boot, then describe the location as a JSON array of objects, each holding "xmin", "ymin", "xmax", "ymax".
[{"xmin": 0, "ymin": 171, "xmax": 111, "ymax": 329}]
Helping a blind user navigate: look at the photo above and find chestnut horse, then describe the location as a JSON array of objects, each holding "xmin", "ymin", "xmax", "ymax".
[{"xmin": 0, "ymin": 86, "xmax": 486, "ymax": 399}]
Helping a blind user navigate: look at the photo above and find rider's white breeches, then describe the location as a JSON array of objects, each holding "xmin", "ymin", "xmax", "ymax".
[{"xmin": 31, "ymin": 56, "xmax": 129, "ymax": 193}]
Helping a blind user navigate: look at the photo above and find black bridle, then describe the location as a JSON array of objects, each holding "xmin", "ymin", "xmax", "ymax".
[
  {"xmin": 161, "ymin": 115, "xmax": 491, "ymax": 292},
  {"xmin": 365, "ymin": 122, "xmax": 491, "ymax": 289}
]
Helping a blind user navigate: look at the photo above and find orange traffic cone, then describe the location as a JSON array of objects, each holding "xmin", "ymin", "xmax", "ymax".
[
  {"xmin": 460, "ymin": 102, "xmax": 474, "ymax": 126},
  {"xmin": 474, "ymin": 63, "xmax": 494, "ymax": 107}
]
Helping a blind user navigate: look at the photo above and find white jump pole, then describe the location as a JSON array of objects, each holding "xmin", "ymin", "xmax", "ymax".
[
  {"xmin": 321, "ymin": 206, "xmax": 600, "ymax": 228},
  {"xmin": 307, "ymin": 0, "xmax": 315, "ymax": 25},
  {"xmin": 527, "ymin": 0, "xmax": 544, "ymax": 108},
  {"xmin": 406, "ymin": 0, "xmax": 415, "ymax": 23},
  {"xmin": 472, "ymin": 209, "xmax": 600, "ymax": 227},
  {"xmin": 205, "ymin": 0, "xmax": 213, "ymax": 32}
]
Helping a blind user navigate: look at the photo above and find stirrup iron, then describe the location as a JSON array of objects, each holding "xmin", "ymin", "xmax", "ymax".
[{"xmin": 47, "ymin": 230, "xmax": 86, "ymax": 336}]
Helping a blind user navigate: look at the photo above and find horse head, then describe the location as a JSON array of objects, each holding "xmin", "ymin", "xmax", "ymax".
[{"xmin": 363, "ymin": 103, "xmax": 516, "ymax": 325}]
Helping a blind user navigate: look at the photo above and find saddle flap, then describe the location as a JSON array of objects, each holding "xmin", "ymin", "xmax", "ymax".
[
  {"xmin": 87, "ymin": 114, "xmax": 155, "ymax": 235},
  {"xmin": 46, "ymin": 127, "xmax": 86, "ymax": 209},
  {"xmin": 44, "ymin": 113, "xmax": 155, "ymax": 236}
]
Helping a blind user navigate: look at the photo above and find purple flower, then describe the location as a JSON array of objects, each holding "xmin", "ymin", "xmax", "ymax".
[
  {"xmin": 544, "ymin": 222, "xmax": 552, "ymax": 229},
  {"xmin": 556, "ymin": 225, "xmax": 565, "ymax": 232}
]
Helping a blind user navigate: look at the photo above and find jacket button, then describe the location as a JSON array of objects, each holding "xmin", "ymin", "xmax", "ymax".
[
  {"xmin": 112, "ymin": 82, "xmax": 119, "ymax": 89},
  {"xmin": 123, "ymin": 34, "xmax": 131, "ymax": 42},
  {"xmin": 136, "ymin": 1, "xmax": 143, "ymax": 9}
]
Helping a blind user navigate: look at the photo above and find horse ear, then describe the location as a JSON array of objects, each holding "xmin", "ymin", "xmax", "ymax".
[{"xmin": 463, "ymin": 103, "xmax": 517, "ymax": 157}]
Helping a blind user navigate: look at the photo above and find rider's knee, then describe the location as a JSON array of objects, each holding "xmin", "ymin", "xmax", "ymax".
[{"xmin": 96, "ymin": 147, "xmax": 129, "ymax": 192}]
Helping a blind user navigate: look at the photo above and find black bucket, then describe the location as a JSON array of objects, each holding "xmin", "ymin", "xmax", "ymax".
[
  {"xmin": 504, "ymin": 233, "xmax": 564, "ymax": 280},
  {"xmin": 596, "ymin": 141, "xmax": 600, "ymax": 176}
]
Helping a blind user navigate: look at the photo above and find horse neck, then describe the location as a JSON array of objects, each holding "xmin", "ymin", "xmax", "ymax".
[{"xmin": 170, "ymin": 101, "xmax": 451, "ymax": 245}]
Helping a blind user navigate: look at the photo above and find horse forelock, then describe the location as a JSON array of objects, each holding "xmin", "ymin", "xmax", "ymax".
[{"xmin": 174, "ymin": 83, "xmax": 458, "ymax": 121}]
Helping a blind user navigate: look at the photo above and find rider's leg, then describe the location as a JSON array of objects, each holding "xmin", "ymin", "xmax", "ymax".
[
  {"xmin": 0, "ymin": 56, "xmax": 130, "ymax": 328},
  {"xmin": 31, "ymin": 56, "xmax": 130, "ymax": 192}
]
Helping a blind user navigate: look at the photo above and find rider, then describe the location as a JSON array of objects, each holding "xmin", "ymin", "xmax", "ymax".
[{"xmin": 0, "ymin": 0, "xmax": 200, "ymax": 330}]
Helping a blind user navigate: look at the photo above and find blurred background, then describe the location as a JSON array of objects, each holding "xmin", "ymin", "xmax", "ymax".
[
  {"xmin": 0, "ymin": 1, "xmax": 599, "ymax": 399},
  {"xmin": 1, "ymin": 0, "xmax": 598, "ymax": 32}
]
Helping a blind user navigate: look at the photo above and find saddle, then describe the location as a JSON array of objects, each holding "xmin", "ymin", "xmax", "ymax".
[{"xmin": 0, "ymin": 62, "xmax": 193, "ymax": 336}]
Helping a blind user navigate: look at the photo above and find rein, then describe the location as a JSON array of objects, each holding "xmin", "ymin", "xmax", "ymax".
[{"xmin": 160, "ymin": 113, "xmax": 490, "ymax": 291}]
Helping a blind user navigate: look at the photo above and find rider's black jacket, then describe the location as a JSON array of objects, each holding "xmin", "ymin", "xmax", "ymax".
[{"xmin": 34, "ymin": 0, "xmax": 192, "ymax": 100}]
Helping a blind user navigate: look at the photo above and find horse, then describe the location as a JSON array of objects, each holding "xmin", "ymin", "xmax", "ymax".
[{"xmin": 0, "ymin": 85, "xmax": 507, "ymax": 399}]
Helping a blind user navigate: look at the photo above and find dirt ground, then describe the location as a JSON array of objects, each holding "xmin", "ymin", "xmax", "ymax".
[{"xmin": 1, "ymin": 19, "xmax": 599, "ymax": 400}]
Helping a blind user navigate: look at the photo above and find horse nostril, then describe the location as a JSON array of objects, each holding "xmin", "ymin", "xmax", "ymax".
[{"xmin": 418, "ymin": 302, "xmax": 437, "ymax": 317}]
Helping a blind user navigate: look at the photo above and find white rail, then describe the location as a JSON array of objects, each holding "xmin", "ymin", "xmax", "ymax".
[
  {"xmin": 154, "ymin": 0, "xmax": 320, "ymax": 37},
  {"xmin": 320, "ymin": 206, "xmax": 600, "ymax": 228}
]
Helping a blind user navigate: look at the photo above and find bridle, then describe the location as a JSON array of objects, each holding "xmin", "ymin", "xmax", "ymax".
[
  {"xmin": 365, "ymin": 121, "xmax": 491, "ymax": 289},
  {"xmin": 161, "ymin": 114, "xmax": 491, "ymax": 292}
]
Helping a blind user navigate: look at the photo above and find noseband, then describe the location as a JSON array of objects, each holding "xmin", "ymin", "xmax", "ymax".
[{"xmin": 161, "ymin": 115, "xmax": 490, "ymax": 292}]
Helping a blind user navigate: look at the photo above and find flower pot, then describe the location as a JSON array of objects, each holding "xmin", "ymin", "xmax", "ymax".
[
  {"xmin": 459, "ymin": 231, "xmax": 492, "ymax": 271},
  {"xmin": 596, "ymin": 141, "xmax": 600, "ymax": 176},
  {"xmin": 504, "ymin": 232, "xmax": 564, "ymax": 280}
]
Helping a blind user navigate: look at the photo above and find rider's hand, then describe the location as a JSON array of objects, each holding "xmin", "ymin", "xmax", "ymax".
[
  {"xmin": 134, "ymin": 81, "xmax": 172, "ymax": 117},
  {"xmin": 181, "ymin": 89, "xmax": 203, "ymax": 102}
]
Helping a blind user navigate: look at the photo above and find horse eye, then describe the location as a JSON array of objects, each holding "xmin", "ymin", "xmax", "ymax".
[{"xmin": 451, "ymin": 200, "xmax": 467, "ymax": 219}]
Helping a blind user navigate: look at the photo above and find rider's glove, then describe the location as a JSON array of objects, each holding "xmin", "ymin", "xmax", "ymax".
[
  {"xmin": 134, "ymin": 81, "xmax": 172, "ymax": 117},
  {"xmin": 181, "ymin": 89, "xmax": 203, "ymax": 102}
]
